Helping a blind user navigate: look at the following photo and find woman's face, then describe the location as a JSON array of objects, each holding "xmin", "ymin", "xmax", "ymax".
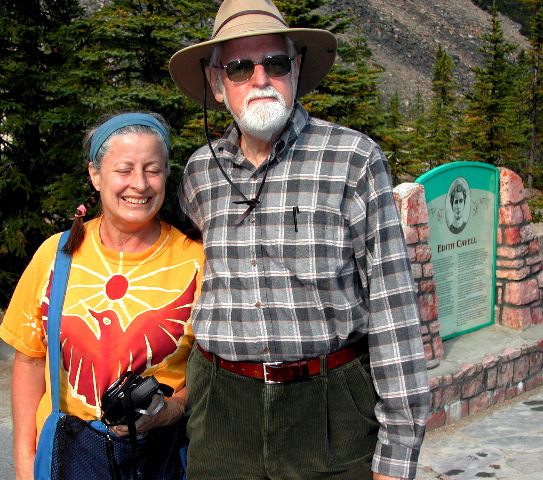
[
  {"xmin": 452, "ymin": 191, "xmax": 465, "ymax": 221},
  {"xmin": 89, "ymin": 133, "xmax": 167, "ymax": 234}
]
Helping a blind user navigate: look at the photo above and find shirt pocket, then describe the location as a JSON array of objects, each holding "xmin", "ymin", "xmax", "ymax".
[{"xmin": 277, "ymin": 206, "xmax": 349, "ymax": 282}]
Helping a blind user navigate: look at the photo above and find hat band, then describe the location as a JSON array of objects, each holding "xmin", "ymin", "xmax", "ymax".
[{"xmin": 212, "ymin": 10, "xmax": 288, "ymax": 39}]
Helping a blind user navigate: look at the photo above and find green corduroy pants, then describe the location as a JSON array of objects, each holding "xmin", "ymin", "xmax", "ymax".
[{"xmin": 185, "ymin": 345, "xmax": 379, "ymax": 480}]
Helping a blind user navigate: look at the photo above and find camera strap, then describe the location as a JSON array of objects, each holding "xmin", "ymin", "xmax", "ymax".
[{"xmin": 122, "ymin": 391, "xmax": 140, "ymax": 480}]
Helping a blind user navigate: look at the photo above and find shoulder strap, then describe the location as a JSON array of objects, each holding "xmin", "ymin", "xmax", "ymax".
[{"xmin": 47, "ymin": 231, "xmax": 72, "ymax": 412}]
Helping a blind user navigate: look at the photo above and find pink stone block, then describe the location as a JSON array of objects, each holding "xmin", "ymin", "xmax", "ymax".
[
  {"xmin": 496, "ymin": 245, "xmax": 529, "ymax": 259},
  {"xmin": 504, "ymin": 227, "xmax": 521, "ymax": 246},
  {"xmin": 531, "ymin": 307, "xmax": 543, "ymax": 325},
  {"xmin": 432, "ymin": 336, "xmax": 444, "ymax": 359},
  {"xmin": 526, "ymin": 373, "xmax": 543, "ymax": 390},
  {"xmin": 429, "ymin": 320, "xmax": 442, "ymax": 334},
  {"xmin": 513, "ymin": 356, "xmax": 530, "ymax": 383},
  {"xmin": 497, "ymin": 228, "xmax": 503, "ymax": 245},
  {"xmin": 504, "ymin": 278, "xmax": 540, "ymax": 305},
  {"xmin": 520, "ymin": 224, "xmax": 534, "ymax": 242},
  {"xmin": 486, "ymin": 367, "xmax": 498, "ymax": 389},
  {"xmin": 500, "ymin": 306, "xmax": 533, "ymax": 330},
  {"xmin": 418, "ymin": 225, "xmax": 430, "ymax": 242},
  {"xmin": 419, "ymin": 280, "xmax": 436, "ymax": 293},
  {"xmin": 499, "ymin": 168, "xmax": 526, "ymax": 204},
  {"xmin": 424, "ymin": 343, "xmax": 434, "ymax": 362},
  {"xmin": 402, "ymin": 225, "xmax": 419, "ymax": 245},
  {"xmin": 441, "ymin": 384, "xmax": 461, "ymax": 404},
  {"xmin": 529, "ymin": 351, "xmax": 543, "ymax": 375},
  {"xmin": 529, "ymin": 240, "xmax": 540, "ymax": 257},
  {"xmin": 469, "ymin": 392, "xmax": 490, "ymax": 414},
  {"xmin": 462, "ymin": 374, "xmax": 485, "ymax": 398},
  {"xmin": 423, "ymin": 262, "xmax": 435, "ymax": 278},
  {"xmin": 522, "ymin": 202, "xmax": 533, "ymax": 222},
  {"xmin": 496, "ymin": 267, "xmax": 531, "ymax": 281},
  {"xmin": 416, "ymin": 244, "xmax": 432, "ymax": 262},
  {"xmin": 493, "ymin": 387, "xmax": 506, "ymax": 404},
  {"xmin": 499, "ymin": 205, "xmax": 525, "ymax": 226},
  {"xmin": 395, "ymin": 183, "xmax": 429, "ymax": 225},
  {"xmin": 426, "ymin": 410, "xmax": 446, "ymax": 430},
  {"xmin": 418, "ymin": 294, "xmax": 439, "ymax": 322},
  {"xmin": 497, "ymin": 362, "xmax": 514, "ymax": 386},
  {"xmin": 429, "ymin": 376, "xmax": 442, "ymax": 390}
]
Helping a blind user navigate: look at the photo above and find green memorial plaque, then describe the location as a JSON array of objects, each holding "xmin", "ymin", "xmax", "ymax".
[{"xmin": 417, "ymin": 162, "xmax": 499, "ymax": 339}]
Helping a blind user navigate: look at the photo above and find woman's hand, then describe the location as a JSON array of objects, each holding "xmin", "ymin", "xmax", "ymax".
[{"xmin": 111, "ymin": 386, "xmax": 186, "ymax": 437}]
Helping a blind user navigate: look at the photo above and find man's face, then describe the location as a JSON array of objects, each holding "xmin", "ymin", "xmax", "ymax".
[{"xmin": 209, "ymin": 34, "xmax": 299, "ymax": 141}]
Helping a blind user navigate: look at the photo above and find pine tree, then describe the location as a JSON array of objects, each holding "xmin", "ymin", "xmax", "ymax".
[
  {"xmin": 425, "ymin": 45, "xmax": 461, "ymax": 168},
  {"xmin": 378, "ymin": 93, "xmax": 416, "ymax": 184},
  {"xmin": 459, "ymin": 7, "xmax": 529, "ymax": 169},
  {"xmin": 0, "ymin": 0, "xmax": 84, "ymax": 307},
  {"xmin": 520, "ymin": 0, "xmax": 543, "ymax": 187}
]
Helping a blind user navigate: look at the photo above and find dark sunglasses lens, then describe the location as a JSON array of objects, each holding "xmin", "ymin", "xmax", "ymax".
[
  {"xmin": 262, "ymin": 55, "xmax": 292, "ymax": 77},
  {"xmin": 226, "ymin": 59, "xmax": 255, "ymax": 82},
  {"xmin": 225, "ymin": 55, "xmax": 292, "ymax": 82}
]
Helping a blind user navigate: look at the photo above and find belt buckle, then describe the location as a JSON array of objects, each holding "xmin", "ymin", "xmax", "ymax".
[{"xmin": 263, "ymin": 362, "xmax": 283, "ymax": 384}]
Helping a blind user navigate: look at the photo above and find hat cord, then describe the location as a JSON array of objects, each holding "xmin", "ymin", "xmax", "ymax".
[{"xmin": 200, "ymin": 59, "xmax": 270, "ymax": 227}]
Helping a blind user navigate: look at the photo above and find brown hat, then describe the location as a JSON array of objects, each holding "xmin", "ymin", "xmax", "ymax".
[{"xmin": 169, "ymin": 0, "xmax": 337, "ymax": 111}]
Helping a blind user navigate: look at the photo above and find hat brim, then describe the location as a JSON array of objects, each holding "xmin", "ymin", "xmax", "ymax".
[{"xmin": 169, "ymin": 29, "xmax": 337, "ymax": 111}]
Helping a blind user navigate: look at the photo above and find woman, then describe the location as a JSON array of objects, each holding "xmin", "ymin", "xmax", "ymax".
[{"xmin": 0, "ymin": 112, "xmax": 204, "ymax": 479}]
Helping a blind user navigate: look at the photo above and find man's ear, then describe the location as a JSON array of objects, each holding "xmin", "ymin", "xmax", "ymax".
[{"xmin": 206, "ymin": 66, "xmax": 224, "ymax": 105}]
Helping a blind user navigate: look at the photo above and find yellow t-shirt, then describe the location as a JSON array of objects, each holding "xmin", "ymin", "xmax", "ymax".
[{"xmin": 0, "ymin": 218, "xmax": 204, "ymax": 434}]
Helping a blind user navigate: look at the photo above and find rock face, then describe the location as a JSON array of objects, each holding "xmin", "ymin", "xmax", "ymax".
[{"xmin": 326, "ymin": 0, "xmax": 529, "ymax": 104}]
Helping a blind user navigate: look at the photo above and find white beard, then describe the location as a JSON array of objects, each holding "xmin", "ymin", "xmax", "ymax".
[{"xmin": 225, "ymin": 86, "xmax": 293, "ymax": 142}]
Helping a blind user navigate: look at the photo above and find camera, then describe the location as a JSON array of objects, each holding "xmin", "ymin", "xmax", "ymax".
[{"xmin": 101, "ymin": 371, "xmax": 174, "ymax": 426}]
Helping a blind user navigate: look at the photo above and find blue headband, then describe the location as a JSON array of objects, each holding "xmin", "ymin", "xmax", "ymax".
[{"xmin": 89, "ymin": 113, "xmax": 170, "ymax": 164}]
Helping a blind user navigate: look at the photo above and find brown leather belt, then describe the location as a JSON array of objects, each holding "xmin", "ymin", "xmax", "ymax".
[{"xmin": 197, "ymin": 338, "xmax": 368, "ymax": 384}]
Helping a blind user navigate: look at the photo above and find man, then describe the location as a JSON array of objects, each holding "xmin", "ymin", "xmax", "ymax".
[{"xmin": 169, "ymin": 1, "xmax": 430, "ymax": 479}]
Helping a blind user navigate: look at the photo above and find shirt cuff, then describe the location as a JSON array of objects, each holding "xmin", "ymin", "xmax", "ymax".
[{"xmin": 372, "ymin": 440, "xmax": 421, "ymax": 479}]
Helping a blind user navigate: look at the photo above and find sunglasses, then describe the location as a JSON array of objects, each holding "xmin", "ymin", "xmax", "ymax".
[{"xmin": 219, "ymin": 54, "xmax": 296, "ymax": 83}]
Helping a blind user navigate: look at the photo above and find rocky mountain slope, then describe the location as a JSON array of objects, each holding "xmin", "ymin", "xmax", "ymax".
[{"xmin": 326, "ymin": 0, "xmax": 529, "ymax": 104}]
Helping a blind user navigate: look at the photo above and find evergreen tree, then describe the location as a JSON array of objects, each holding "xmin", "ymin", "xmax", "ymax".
[
  {"xmin": 0, "ymin": 0, "xmax": 84, "ymax": 307},
  {"xmin": 425, "ymin": 44, "xmax": 461, "ymax": 168},
  {"xmin": 459, "ymin": 7, "xmax": 529, "ymax": 169},
  {"xmin": 378, "ymin": 93, "xmax": 416, "ymax": 184},
  {"xmin": 520, "ymin": 0, "xmax": 543, "ymax": 187}
]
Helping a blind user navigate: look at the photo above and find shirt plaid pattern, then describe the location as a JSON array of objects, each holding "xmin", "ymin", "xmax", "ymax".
[{"xmin": 179, "ymin": 104, "xmax": 430, "ymax": 478}]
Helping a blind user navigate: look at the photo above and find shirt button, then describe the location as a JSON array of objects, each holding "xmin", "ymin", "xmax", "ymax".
[
  {"xmin": 255, "ymin": 302, "xmax": 262, "ymax": 308},
  {"xmin": 250, "ymin": 217, "xmax": 256, "ymax": 223},
  {"xmin": 262, "ymin": 347, "xmax": 269, "ymax": 354},
  {"xmin": 251, "ymin": 260, "xmax": 257, "ymax": 266}
]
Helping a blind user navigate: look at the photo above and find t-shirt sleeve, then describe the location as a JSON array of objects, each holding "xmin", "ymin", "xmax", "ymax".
[{"xmin": 0, "ymin": 234, "xmax": 61, "ymax": 357}]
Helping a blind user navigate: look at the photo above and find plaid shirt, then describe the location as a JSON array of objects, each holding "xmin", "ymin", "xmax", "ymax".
[{"xmin": 179, "ymin": 103, "xmax": 429, "ymax": 478}]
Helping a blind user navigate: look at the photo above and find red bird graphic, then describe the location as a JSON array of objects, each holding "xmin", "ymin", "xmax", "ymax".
[{"xmin": 43, "ymin": 272, "xmax": 197, "ymax": 407}]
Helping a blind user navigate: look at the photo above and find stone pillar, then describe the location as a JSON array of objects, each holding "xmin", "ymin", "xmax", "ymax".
[
  {"xmin": 495, "ymin": 168, "xmax": 543, "ymax": 329},
  {"xmin": 394, "ymin": 183, "xmax": 444, "ymax": 367}
]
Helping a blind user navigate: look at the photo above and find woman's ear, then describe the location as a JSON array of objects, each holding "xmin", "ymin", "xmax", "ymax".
[{"xmin": 88, "ymin": 162, "xmax": 101, "ymax": 191}]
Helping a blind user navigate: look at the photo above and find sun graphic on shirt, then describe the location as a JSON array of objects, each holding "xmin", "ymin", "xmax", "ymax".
[{"xmin": 61, "ymin": 231, "xmax": 198, "ymax": 337}]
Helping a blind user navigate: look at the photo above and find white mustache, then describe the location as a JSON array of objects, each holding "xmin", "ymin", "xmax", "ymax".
[{"xmin": 244, "ymin": 87, "xmax": 284, "ymax": 105}]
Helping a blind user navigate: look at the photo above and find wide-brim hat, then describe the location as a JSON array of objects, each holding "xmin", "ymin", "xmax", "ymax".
[{"xmin": 169, "ymin": 0, "xmax": 337, "ymax": 111}]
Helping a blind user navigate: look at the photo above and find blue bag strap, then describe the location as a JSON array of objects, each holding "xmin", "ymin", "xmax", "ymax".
[{"xmin": 47, "ymin": 230, "xmax": 72, "ymax": 412}]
